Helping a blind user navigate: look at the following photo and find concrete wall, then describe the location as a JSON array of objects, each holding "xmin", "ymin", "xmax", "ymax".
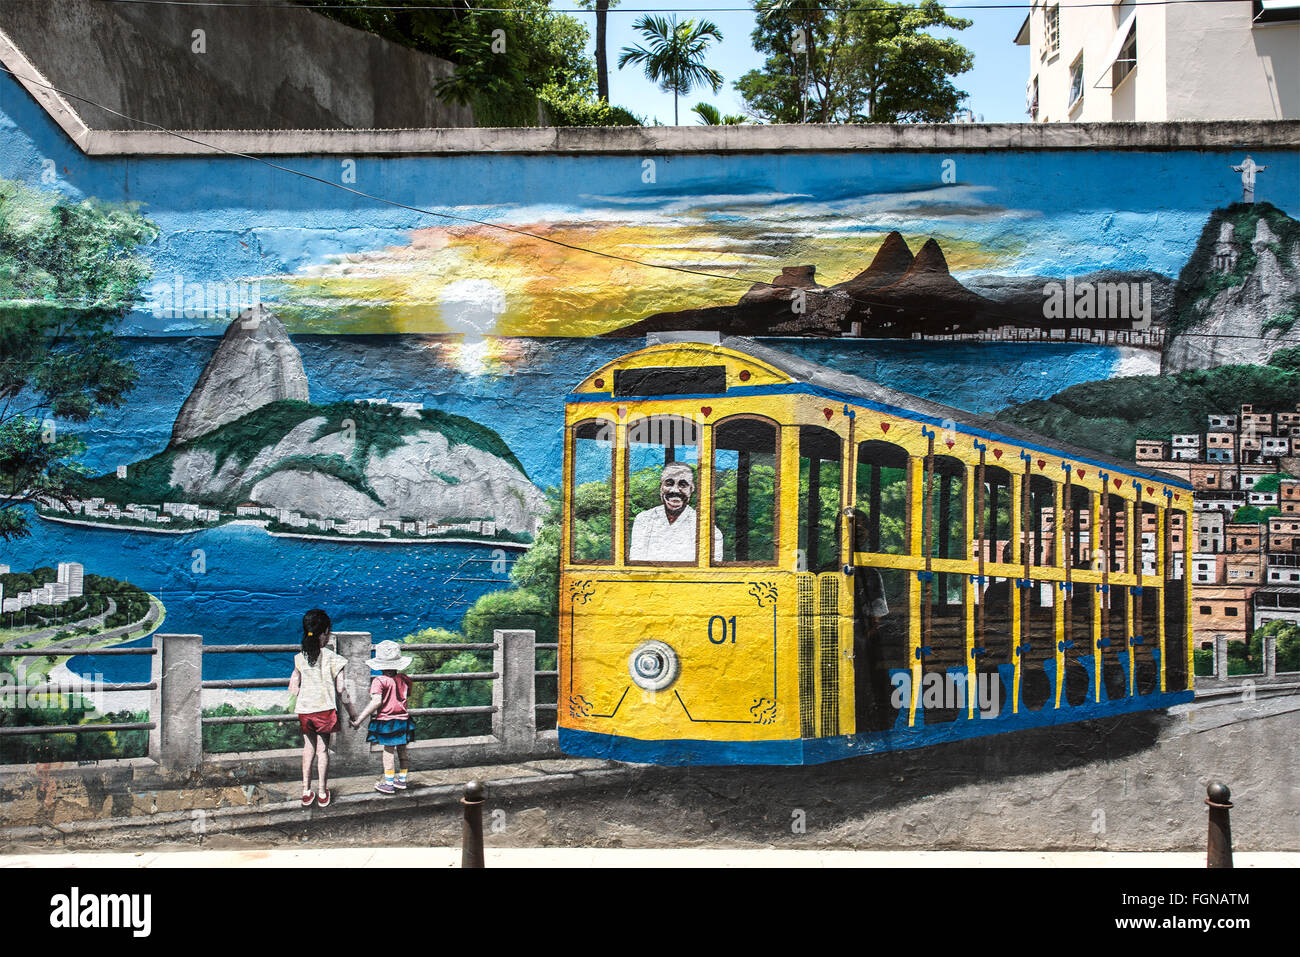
[
  {"xmin": 1022, "ymin": 0, "xmax": 1299, "ymax": 122},
  {"xmin": 0, "ymin": 0, "xmax": 474, "ymax": 130},
  {"xmin": 1166, "ymin": 3, "xmax": 1300, "ymax": 122},
  {"xmin": 1, "ymin": 53, "xmax": 1299, "ymax": 848}
]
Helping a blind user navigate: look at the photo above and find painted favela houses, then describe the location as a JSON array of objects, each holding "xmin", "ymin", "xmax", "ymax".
[{"xmin": 1, "ymin": 23, "xmax": 1298, "ymax": 846}]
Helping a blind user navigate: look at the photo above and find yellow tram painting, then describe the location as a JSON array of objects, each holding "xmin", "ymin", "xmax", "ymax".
[{"xmin": 558, "ymin": 336, "xmax": 1194, "ymax": 765}]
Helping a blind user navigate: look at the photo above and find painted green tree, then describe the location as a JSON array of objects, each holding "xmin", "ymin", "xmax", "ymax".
[{"xmin": 0, "ymin": 177, "xmax": 157, "ymax": 541}]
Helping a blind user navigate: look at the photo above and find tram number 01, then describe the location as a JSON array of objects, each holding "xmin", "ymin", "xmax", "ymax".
[{"xmin": 707, "ymin": 615, "xmax": 737, "ymax": 645}]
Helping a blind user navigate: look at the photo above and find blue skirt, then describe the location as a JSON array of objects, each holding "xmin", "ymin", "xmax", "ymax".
[{"xmin": 366, "ymin": 717, "xmax": 415, "ymax": 747}]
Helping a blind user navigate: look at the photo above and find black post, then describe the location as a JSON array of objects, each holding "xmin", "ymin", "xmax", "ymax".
[
  {"xmin": 462, "ymin": 780, "xmax": 485, "ymax": 869},
  {"xmin": 1206, "ymin": 781, "xmax": 1233, "ymax": 869}
]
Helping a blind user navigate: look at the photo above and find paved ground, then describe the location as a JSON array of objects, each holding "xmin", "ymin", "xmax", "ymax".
[
  {"xmin": 1, "ymin": 848, "xmax": 1296, "ymax": 867},
  {"xmin": 0, "ymin": 756, "xmax": 631, "ymax": 850},
  {"xmin": 2, "ymin": 689, "xmax": 1296, "ymax": 854}
]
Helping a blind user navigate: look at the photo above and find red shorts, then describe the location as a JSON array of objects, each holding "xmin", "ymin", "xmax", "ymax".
[{"xmin": 299, "ymin": 710, "xmax": 338, "ymax": 736}]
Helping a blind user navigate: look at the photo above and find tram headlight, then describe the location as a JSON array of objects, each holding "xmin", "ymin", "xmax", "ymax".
[{"xmin": 628, "ymin": 640, "xmax": 679, "ymax": 693}]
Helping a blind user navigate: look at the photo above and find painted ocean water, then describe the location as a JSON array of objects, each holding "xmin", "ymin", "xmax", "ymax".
[{"xmin": 1, "ymin": 335, "xmax": 1144, "ymax": 684}]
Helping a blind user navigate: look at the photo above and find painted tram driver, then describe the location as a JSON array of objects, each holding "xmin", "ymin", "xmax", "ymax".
[{"xmin": 629, "ymin": 462, "xmax": 723, "ymax": 562}]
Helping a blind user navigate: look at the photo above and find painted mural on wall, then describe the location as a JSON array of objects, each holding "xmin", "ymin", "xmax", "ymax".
[{"xmin": 1, "ymin": 67, "xmax": 1298, "ymax": 770}]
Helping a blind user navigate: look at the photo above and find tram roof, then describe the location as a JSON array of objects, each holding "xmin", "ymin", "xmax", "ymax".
[{"xmin": 716, "ymin": 336, "xmax": 1193, "ymax": 491}]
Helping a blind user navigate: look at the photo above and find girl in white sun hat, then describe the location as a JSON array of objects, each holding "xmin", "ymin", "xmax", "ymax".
[{"xmin": 350, "ymin": 640, "xmax": 416, "ymax": 794}]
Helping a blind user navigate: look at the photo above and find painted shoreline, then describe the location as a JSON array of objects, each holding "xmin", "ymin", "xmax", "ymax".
[
  {"xmin": 45, "ymin": 662, "xmax": 289, "ymax": 714},
  {"xmin": 36, "ymin": 513, "xmax": 533, "ymax": 549}
]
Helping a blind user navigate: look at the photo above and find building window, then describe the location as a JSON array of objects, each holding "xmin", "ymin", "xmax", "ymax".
[
  {"xmin": 1113, "ymin": 18, "xmax": 1137, "ymax": 88},
  {"xmin": 1199, "ymin": 606, "xmax": 1213, "ymax": 615},
  {"xmin": 1068, "ymin": 54, "xmax": 1084, "ymax": 109},
  {"xmin": 1028, "ymin": 75, "xmax": 1039, "ymax": 121},
  {"xmin": 1045, "ymin": 5, "xmax": 1061, "ymax": 55},
  {"xmin": 1226, "ymin": 607, "xmax": 1239, "ymax": 616}
]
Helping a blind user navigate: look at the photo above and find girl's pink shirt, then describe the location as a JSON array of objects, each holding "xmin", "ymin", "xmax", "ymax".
[{"xmin": 370, "ymin": 673, "xmax": 411, "ymax": 721}]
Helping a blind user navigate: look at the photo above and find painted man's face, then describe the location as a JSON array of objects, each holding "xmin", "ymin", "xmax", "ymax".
[{"xmin": 659, "ymin": 469, "xmax": 694, "ymax": 521}]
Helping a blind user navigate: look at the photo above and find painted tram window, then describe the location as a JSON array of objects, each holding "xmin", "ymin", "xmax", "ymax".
[
  {"xmin": 797, "ymin": 426, "xmax": 843, "ymax": 573},
  {"xmin": 625, "ymin": 414, "xmax": 713, "ymax": 564},
  {"xmin": 712, "ymin": 416, "xmax": 779, "ymax": 565},
  {"xmin": 570, "ymin": 419, "xmax": 615, "ymax": 563},
  {"xmin": 854, "ymin": 440, "xmax": 910, "ymax": 555}
]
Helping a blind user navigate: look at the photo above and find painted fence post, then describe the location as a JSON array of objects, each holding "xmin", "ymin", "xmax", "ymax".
[
  {"xmin": 334, "ymin": 631, "xmax": 373, "ymax": 767},
  {"xmin": 493, "ymin": 629, "xmax": 536, "ymax": 752},
  {"xmin": 1263, "ymin": 634, "xmax": 1276, "ymax": 678},
  {"xmin": 1214, "ymin": 634, "xmax": 1229, "ymax": 680},
  {"xmin": 150, "ymin": 633, "xmax": 203, "ymax": 774}
]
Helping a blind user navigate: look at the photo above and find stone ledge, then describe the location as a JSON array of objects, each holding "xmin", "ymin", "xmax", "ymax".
[{"xmin": 69, "ymin": 120, "xmax": 1300, "ymax": 157}]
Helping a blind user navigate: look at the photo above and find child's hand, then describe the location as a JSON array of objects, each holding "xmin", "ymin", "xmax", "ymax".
[{"xmin": 350, "ymin": 718, "xmax": 361, "ymax": 729}]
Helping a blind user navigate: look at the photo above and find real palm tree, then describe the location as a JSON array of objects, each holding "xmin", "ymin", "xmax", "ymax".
[
  {"xmin": 692, "ymin": 102, "xmax": 747, "ymax": 125},
  {"xmin": 618, "ymin": 16, "xmax": 724, "ymax": 125},
  {"xmin": 578, "ymin": 0, "xmax": 620, "ymax": 102}
]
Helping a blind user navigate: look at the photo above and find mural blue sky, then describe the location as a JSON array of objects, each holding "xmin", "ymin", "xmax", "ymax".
[{"xmin": 3, "ymin": 68, "xmax": 1296, "ymax": 338}]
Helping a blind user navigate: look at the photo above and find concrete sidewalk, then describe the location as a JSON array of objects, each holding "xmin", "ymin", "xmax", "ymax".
[
  {"xmin": 1, "ymin": 848, "xmax": 1296, "ymax": 868},
  {"xmin": 0, "ymin": 756, "xmax": 630, "ymax": 848}
]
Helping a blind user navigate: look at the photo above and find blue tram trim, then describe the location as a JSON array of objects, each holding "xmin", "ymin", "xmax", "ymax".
[
  {"xmin": 558, "ymin": 689, "xmax": 1195, "ymax": 766},
  {"xmin": 566, "ymin": 383, "xmax": 1193, "ymax": 491}
]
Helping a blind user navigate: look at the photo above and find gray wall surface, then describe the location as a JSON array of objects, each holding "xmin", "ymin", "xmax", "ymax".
[{"xmin": 0, "ymin": 0, "xmax": 475, "ymax": 130}]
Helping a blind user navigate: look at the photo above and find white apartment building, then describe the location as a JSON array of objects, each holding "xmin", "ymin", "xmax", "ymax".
[{"xmin": 1016, "ymin": 0, "xmax": 1298, "ymax": 122}]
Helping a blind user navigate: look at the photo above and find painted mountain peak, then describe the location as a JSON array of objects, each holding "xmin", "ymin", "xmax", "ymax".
[
  {"xmin": 607, "ymin": 230, "xmax": 1171, "ymax": 342},
  {"xmin": 835, "ymin": 230, "xmax": 915, "ymax": 294},
  {"xmin": 46, "ymin": 315, "xmax": 545, "ymax": 543},
  {"xmin": 171, "ymin": 305, "xmax": 309, "ymax": 446},
  {"xmin": 1162, "ymin": 202, "xmax": 1300, "ymax": 372}
]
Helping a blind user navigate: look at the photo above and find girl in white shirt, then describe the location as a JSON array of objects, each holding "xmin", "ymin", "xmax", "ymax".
[{"xmin": 288, "ymin": 609, "xmax": 356, "ymax": 808}]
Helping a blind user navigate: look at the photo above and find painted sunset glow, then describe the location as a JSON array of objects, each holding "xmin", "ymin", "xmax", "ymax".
[{"xmin": 265, "ymin": 185, "xmax": 1029, "ymax": 337}]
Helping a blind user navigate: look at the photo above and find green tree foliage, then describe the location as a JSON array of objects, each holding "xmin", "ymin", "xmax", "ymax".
[
  {"xmin": 1268, "ymin": 345, "xmax": 1300, "ymax": 372},
  {"xmin": 397, "ymin": 490, "xmax": 565, "ymax": 736},
  {"xmin": 736, "ymin": 0, "xmax": 973, "ymax": 124},
  {"xmin": 202, "ymin": 705, "xmax": 299, "ymax": 754},
  {"xmin": 1227, "ymin": 633, "xmax": 1264, "ymax": 677},
  {"xmin": 692, "ymin": 102, "xmax": 747, "ymax": 125},
  {"xmin": 1193, "ymin": 641, "xmax": 1214, "ymax": 678},
  {"xmin": 1254, "ymin": 619, "xmax": 1300, "ymax": 674},
  {"xmin": 571, "ymin": 479, "xmax": 613, "ymax": 562},
  {"xmin": 618, "ymin": 16, "xmax": 725, "ymax": 125},
  {"xmin": 0, "ymin": 654, "xmax": 147, "ymax": 761},
  {"xmin": 1248, "ymin": 473, "xmax": 1296, "ymax": 495},
  {"xmin": 0, "ymin": 178, "xmax": 157, "ymax": 541},
  {"xmin": 714, "ymin": 462, "xmax": 776, "ymax": 560},
  {"xmin": 302, "ymin": 0, "xmax": 639, "ymax": 126},
  {"xmin": 538, "ymin": 88, "xmax": 643, "ymax": 127},
  {"xmin": 1232, "ymin": 505, "xmax": 1280, "ymax": 524},
  {"xmin": 996, "ymin": 363, "xmax": 1300, "ymax": 462},
  {"xmin": 400, "ymin": 628, "xmax": 494, "ymax": 738}
]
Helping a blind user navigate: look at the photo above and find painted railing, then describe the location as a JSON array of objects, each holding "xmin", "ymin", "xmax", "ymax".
[
  {"xmin": 1192, "ymin": 633, "xmax": 1299, "ymax": 696},
  {"xmin": 0, "ymin": 630, "xmax": 559, "ymax": 775}
]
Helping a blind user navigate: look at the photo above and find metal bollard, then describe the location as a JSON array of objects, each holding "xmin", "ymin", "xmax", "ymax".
[
  {"xmin": 461, "ymin": 780, "xmax": 485, "ymax": 869},
  {"xmin": 1205, "ymin": 781, "xmax": 1233, "ymax": 869}
]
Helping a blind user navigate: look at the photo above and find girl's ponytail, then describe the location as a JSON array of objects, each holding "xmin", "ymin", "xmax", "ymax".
[{"xmin": 302, "ymin": 608, "xmax": 331, "ymax": 667}]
